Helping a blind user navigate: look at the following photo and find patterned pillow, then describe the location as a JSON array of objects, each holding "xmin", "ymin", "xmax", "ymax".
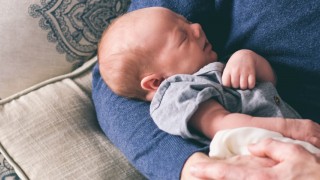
[
  {"xmin": 0, "ymin": 152, "xmax": 17, "ymax": 180},
  {"xmin": 0, "ymin": 0, "xmax": 130, "ymax": 99}
]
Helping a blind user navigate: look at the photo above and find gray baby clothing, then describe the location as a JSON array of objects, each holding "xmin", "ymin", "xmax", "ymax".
[{"xmin": 150, "ymin": 62, "xmax": 301, "ymax": 143}]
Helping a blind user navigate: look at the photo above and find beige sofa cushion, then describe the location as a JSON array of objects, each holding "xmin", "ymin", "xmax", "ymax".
[
  {"xmin": 0, "ymin": 57, "xmax": 145, "ymax": 180},
  {"xmin": 0, "ymin": 0, "xmax": 129, "ymax": 99}
]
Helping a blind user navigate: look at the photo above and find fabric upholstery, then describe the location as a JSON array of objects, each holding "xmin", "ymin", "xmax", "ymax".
[
  {"xmin": 0, "ymin": 0, "xmax": 130, "ymax": 99},
  {"xmin": 0, "ymin": 57, "xmax": 145, "ymax": 180}
]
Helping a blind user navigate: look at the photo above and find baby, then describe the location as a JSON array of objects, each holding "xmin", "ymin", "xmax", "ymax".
[{"xmin": 98, "ymin": 7, "xmax": 320, "ymax": 157}]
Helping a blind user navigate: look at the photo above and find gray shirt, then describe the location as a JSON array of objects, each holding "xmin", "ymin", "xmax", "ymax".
[{"xmin": 150, "ymin": 62, "xmax": 301, "ymax": 143}]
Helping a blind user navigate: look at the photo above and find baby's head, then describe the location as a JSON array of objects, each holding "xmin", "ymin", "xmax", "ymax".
[{"xmin": 98, "ymin": 7, "xmax": 217, "ymax": 101}]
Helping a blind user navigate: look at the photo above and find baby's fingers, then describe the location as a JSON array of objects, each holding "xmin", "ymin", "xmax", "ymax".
[
  {"xmin": 240, "ymin": 74, "xmax": 256, "ymax": 90},
  {"xmin": 222, "ymin": 72, "xmax": 232, "ymax": 87},
  {"xmin": 240, "ymin": 75, "xmax": 248, "ymax": 89},
  {"xmin": 248, "ymin": 74, "xmax": 256, "ymax": 89},
  {"xmin": 231, "ymin": 74, "xmax": 240, "ymax": 88}
]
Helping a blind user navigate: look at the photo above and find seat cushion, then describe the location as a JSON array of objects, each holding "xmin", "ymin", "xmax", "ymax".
[{"xmin": 0, "ymin": 57, "xmax": 145, "ymax": 180}]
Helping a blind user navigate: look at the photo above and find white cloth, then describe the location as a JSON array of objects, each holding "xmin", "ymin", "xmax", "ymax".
[{"xmin": 209, "ymin": 127, "xmax": 320, "ymax": 158}]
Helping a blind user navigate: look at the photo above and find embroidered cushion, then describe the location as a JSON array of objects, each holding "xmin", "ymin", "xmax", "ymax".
[
  {"xmin": 0, "ymin": 152, "xmax": 16, "ymax": 179},
  {"xmin": 0, "ymin": 0, "xmax": 130, "ymax": 99}
]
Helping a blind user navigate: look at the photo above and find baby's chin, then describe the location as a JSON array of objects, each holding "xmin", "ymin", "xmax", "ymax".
[
  {"xmin": 208, "ymin": 54, "xmax": 218, "ymax": 63},
  {"xmin": 209, "ymin": 51, "xmax": 218, "ymax": 62},
  {"xmin": 204, "ymin": 58, "xmax": 217, "ymax": 67}
]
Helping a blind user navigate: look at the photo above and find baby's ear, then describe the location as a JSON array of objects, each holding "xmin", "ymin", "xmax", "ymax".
[
  {"xmin": 141, "ymin": 74, "xmax": 164, "ymax": 100},
  {"xmin": 141, "ymin": 74, "xmax": 164, "ymax": 91}
]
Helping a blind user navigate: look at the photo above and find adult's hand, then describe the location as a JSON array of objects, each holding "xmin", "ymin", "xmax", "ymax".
[
  {"xmin": 188, "ymin": 139, "xmax": 320, "ymax": 180},
  {"xmin": 182, "ymin": 151, "xmax": 276, "ymax": 180},
  {"xmin": 249, "ymin": 138, "xmax": 320, "ymax": 180}
]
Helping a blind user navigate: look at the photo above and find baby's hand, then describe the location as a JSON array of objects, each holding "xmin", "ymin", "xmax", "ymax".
[
  {"xmin": 284, "ymin": 119, "xmax": 320, "ymax": 148},
  {"xmin": 222, "ymin": 50, "xmax": 257, "ymax": 89}
]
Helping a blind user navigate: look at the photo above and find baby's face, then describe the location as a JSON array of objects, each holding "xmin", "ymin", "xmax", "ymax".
[
  {"xmin": 114, "ymin": 7, "xmax": 218, "ymax": 76},
  {"xmin": 104, "ymin": 7, "xmax": 217, "ymax": 77}
]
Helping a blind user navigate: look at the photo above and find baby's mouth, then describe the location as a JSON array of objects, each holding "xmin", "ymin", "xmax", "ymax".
[
  {"xmin": 203, "ymin": 40, "xmax": 211, "ymax": 51},
  {"xmin": 203, "ymin": 41, "xmax": 207, "ymax": 51}
]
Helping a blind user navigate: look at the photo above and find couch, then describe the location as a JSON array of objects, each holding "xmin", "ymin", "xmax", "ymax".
[{"xmin": 0, "ymin": 0, "xmax": 145, "ymax": 179}]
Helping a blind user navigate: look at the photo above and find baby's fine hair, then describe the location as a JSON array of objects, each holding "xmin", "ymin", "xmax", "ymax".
[
  {"xmin": 99, "ymin": 49, "xmax": 152, "ymax": 100},
  {"xmin": 98, "ymin": 15, "xmax": 153, "ymax": 100}
]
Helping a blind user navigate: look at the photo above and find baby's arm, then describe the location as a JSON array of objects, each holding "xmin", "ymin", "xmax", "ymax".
[
  {"xmin": 189, "ymin": 99, "xmax": 320, "ymax": 147},
  {"xmin": 222, "ymin": 49, "xmax": 276, "ymax": 89}
]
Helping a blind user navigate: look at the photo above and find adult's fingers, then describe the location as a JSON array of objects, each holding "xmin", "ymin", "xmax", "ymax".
[
  {"xmin": 190, "ymin": 162, "xmax": 227, "ymax": 179},
  {"xmin": 190, "ymin": 162, "xmax": 255, "ymax": 180},
  {"xmin": 306, "ymin": 136, "xmax": 320, "ymax": 148},
  {"xmin": 190, "ymin": 155, "xmax": 276, "ymax": 180},
  {"xmin": 248, "ymin": 138, "xmax": 311, "ymax": 162}
]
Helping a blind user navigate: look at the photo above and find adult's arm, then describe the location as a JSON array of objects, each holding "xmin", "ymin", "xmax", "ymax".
[{"xmin": 92, "ymin": 64, "xmax": 206, "ymax": 179}]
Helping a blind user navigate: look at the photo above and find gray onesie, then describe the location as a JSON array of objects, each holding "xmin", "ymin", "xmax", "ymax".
[{"xmin": 150, "ymin": 62, "xmax": 301, "ymax": 143}]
